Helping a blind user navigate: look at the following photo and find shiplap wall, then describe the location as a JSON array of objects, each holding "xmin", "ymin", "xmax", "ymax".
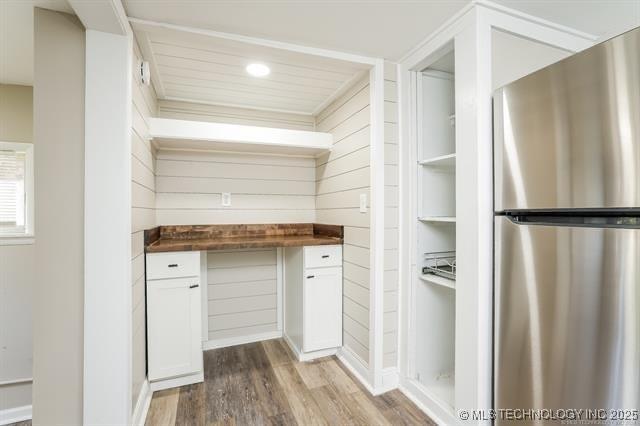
[
  {"xmin": 383, "ymin": 63, "xmax": 399, "ymax": 369},
  {"xmin": 315, "ymin": 74, "xmax": 371, "ymax": 366},
  {"xmin": 154, "ymin": 150, "xmax": 316, "ymax": 225},
  {"xmin": 131, "ymin": 39, "xmax": 157, "ymax": 410},
  {"xmin": 158, "ymin": 99, "xmax": 315, "ymax": 130},
  {"xmin": 207, "ymin": 249, "xmax": 278, "ymax": 341},
  {"xmin": 154, "ymin": 101, "xmax": 317, "ymax": 225}
]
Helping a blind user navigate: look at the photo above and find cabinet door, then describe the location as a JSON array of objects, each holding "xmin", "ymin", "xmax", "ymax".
[
  {"xmin": 147, "ymin": 277, "xmax": 202, "ymax": 381},
  {"xmin": 303, "ymin": 267, "xmax": 342, "ymax": 352}
]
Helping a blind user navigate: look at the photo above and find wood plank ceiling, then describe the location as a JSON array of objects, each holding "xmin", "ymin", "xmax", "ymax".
[{"xmin": 131, "ymin": 20, "xmax": 370, "ymax": 116}]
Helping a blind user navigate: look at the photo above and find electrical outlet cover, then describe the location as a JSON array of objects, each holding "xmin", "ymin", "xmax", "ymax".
[{"xmin": 222, "ymin": 192, "xmax": 231, "ymax": 207}]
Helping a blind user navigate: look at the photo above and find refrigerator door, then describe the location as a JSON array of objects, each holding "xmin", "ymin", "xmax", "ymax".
[
  {"xmin": 494, "ymin": 27, "xmax": 640, "ymax": 211},
  {"xmin": 495, "ymin": 216, "xmax": 640, "ymax": 423}
]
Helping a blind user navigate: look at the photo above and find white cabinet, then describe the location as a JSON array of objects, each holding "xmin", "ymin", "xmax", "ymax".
[
  {"xmin": 303, "ymin": 267, "xmax": 342, "ymax": 352},
  {"xmin": 284, "ymin": 245, "xmax": 343, "ymax": 360},
  {"xmin": 146, "ymin": 251, "xmax": 203, "ymax": 389}
]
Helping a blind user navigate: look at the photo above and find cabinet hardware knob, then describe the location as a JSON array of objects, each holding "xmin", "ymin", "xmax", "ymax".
[
  {"xmin": 189, "ymin": 284, "xmax": 199, "ymax": 289},
  {"xmin": 306, "ymin": 275, "xmax": 315, "ymax": 279},
  {"xmin": 168, "ymin": 264, "xmax": 178, "ymax": 268},
  {"xmin": 321, "ymin": 255, "xmax": 330, "ymax": 258}
]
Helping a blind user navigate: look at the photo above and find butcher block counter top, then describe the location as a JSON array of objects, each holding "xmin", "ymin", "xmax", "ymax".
[{"xmin": 144, "ymin": 223, "xmax": 343, "ymax": 253}]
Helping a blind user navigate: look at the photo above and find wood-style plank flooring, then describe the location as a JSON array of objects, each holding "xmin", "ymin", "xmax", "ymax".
[{"xmin": 146, "ymin": 339, "xmax": 435, "ymax": 426}]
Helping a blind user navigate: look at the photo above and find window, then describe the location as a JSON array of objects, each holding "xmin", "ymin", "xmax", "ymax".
[{"xmin": 0, "ymin": 142, "xmax": 33, "ymax": 238}]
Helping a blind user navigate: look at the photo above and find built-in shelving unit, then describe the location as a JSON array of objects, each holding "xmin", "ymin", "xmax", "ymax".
[
  {"xmin": 410, "ymin": 58, "xmax": 457, "ymax": 414},
  {"xmin": 148, "ymin": 117, "xmax": 333, "ymax": 157}
]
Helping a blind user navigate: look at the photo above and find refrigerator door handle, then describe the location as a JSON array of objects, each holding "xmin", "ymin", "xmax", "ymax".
[{"xmin": 503, "ymin": 212, "xmax": 640, "ymax": 229}]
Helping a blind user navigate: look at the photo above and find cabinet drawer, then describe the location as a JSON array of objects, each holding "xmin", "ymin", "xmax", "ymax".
[
  {"xmin": 304, "ymin": 245, "xmax": 342, "ymax": 269},
  {"xmin": 147, "ymin": 251, "xmax": 200, "ymax": 280}
]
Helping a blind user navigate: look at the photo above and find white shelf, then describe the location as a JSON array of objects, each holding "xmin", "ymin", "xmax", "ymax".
[
  {"xmin": 419, "ymin": 274, "xmax": 456, "ymax": 290},
  {"xmin": 418, "ymin": 216, "xmax": 456, "ymax": 223},
  {"xmin": 418, "ymin": 153, "xmax": 456, "ymax": 167},
  {"xmin": 149, "ymin": 117, "xmax": 333, "ymax": 156},
  {"xmin": 428, "ymin": 374, "xmax": 455, "ymax": 409}
]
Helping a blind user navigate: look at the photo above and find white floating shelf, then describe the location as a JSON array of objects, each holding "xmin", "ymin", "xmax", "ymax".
[
  {"xmin": 418, "ymin": 216, "xmax": 456, "ymax": 223},
  {"xmin": 149, "ymin": 117, "xmax": 333, "ymax": 156},
  {"xmin": 418, "ymin": 153, "xmax": 456, "ymax": 167},
  {"xmin": 419, "ymin": 273, "xmax": 456, "ymax": 290}
]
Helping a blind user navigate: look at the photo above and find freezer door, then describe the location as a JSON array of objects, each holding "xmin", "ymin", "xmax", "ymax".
[
  {"xmin": 495, "ymin": 217, "xmax": 640, "ymax": 422},
  {"xmin": 494, "ymin": 27, "xmax": 640, "ymax": 211}
]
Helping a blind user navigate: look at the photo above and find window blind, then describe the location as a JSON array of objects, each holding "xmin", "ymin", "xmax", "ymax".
[{"xmin": 0, "ymin": 150, "xmax": 26, "ymax": 234}]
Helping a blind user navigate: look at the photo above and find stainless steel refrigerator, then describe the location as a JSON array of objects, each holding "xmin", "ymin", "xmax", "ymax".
[{"xmin": 493, "ymin": 26, "xmax": 640, "ymax": 422}]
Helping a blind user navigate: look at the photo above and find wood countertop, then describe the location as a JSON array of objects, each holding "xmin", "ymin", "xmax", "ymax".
[{"xmin": 144, "ymin": 223, "xmax": 343, "ymax": 253}]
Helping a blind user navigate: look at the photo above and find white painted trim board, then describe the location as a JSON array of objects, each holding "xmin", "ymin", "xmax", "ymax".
[
  {"xmin": 202, "ymin": 331, "xmax": 282, "ymax": 351},
  {"xmin": 131, "ymin": 379, "xmax": 152, "ymax": 426},
  {"xmin": 128, "ymin": 18, "xmax": 378, "ymax": 66},
  {"xmin": 150, "ymin": 372, "xmax": 204, "ymax": 392},
  {"xmin": 282, "ymin": 332, "xmax": 337, "ymax": 362},
  {"xmin": 83, "ymin": 29, "xmax": 133, "ymax": 425},
  {"xmin": 368, "ymin": 59, "xmax": 387, "ymax": 391},
  {"xmin": 0, "ymin": 405, "xmax": 31, "ymax": 426}
]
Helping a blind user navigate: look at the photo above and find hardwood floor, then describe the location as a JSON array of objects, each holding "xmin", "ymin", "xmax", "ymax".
[{"xmin": 145, "ymin": 339, "xmax": 435, "ymax": 426}]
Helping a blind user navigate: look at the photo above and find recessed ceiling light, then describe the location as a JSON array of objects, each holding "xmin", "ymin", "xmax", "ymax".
[{"xmin": 246, "ymin": 63, "xmax": 270, "ymax": 77}]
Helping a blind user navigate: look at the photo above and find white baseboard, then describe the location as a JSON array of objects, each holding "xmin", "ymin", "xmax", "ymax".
[
  {"xmin": 150, "ymin": 371, "xmax": 204, "ymax": 392},
  {"xmin": 132, "ymin": 379, "xmax": 153, "ymax": 426},
  {"xmin": 378, "ymin": 367, "xmax": 400, "ymax": 394},
  {"xmin": 282, "ymin": 333, "xmax": 337, "ymax": 362},
  {"xmin": 336, "ymin": 346, "xmax": 376, "ymax": 394},
  {"xmin": 399, "ymin": 377, "xmax": 457, "ymax": 425},
  {"xmin": 202, "ymin": 330, "xmax": 282, "ymax": 351},
  {"xmin": 0, "ymin": 404, "xmax": 32, "ymax": 425}
]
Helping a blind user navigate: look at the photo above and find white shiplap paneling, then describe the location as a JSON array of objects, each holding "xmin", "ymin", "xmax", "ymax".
[
  {"xmin": 131, "ymin": 37, "xmax": 157, "ymax": 411},
  {"xmin": 207, "ymin": 249, "xmax": 278, "ymax": 341},
  {"xmin": 130, "ymin": 21, "xmax": 369, "ymax": 115},
  {"xmin": 382, "ymin": 61, "xmax": 399, "ymax": 369},
  {"xmin": 155, "ymin": 104, "xmax": 318, "ymax": 226},
  {"xmin": 158, "ymin": 99, "xmax": 315, "ymax": 130},
  {"xmin": 155, "ymin": 150, "xmax": 316, "ymax": 225},
  {"xmin": 315, "ymin": 73, "xmax": 371, "ymax": 367}
]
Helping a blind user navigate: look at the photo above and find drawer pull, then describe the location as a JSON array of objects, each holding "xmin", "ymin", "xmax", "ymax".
[
  {"xmin": 306, "ymin": 275, "xmax": 315, "ymax": 279},
  {"xmin": 189, "ymin": 284, "xmax": 199, "ymax": 289},
  {"xmin": 168, "ymin": 263, "xmax": 179, "ymax": 268},
  {"xmin": 321, "ymin": 255, "xmax": 330, "ymax": 258}
]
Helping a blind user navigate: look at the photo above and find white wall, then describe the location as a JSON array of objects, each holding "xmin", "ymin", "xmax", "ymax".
[
  {"xmin": 492, "ymin": 29, "xmax": 571, "ymax": 90},
  {"xmin": 154, "ymin": 150, "xmax": 316, "ymax": 225},
  {"xmin": 315, "ymin": 74, "xmax": 371, "ymax": 365},
  {"xmin": 207, "ymin": 249, "xmax": 278, "ymax": 342},
  {"xmin": 155, "ymin": 101, "xmax": 316, "ymax": 225},
  {"xmin": 158, "ymin": 99, "xmax": 315, "ymax": 131},
  {"xmin": 0, "ymin": 84, "xmax": 33, "ymax": 415},
  {"xmin": 32, "ymin": 8, "xmax": 85, "ymax": 425},
  {"xmin": 382, "ymin": 63, "xmax": 399, "ymax": 369},
  {"xmin": 131, "ymin": 37, "xmax": 157, "ymax": 411}
]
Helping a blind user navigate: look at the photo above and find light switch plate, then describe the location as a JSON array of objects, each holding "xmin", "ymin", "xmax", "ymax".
[
  {"xmin": 359, "ymin": 193, "xmax": 368, "ymax": 213},
  {"xmin": 222, "ymin": 192, "xmax": 232, "ymax": 207}
]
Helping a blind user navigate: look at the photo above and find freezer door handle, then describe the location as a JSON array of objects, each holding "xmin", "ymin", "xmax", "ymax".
[{"xmin": 502, "ymin": 210, "xmax": 640, "ymax": 229}]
